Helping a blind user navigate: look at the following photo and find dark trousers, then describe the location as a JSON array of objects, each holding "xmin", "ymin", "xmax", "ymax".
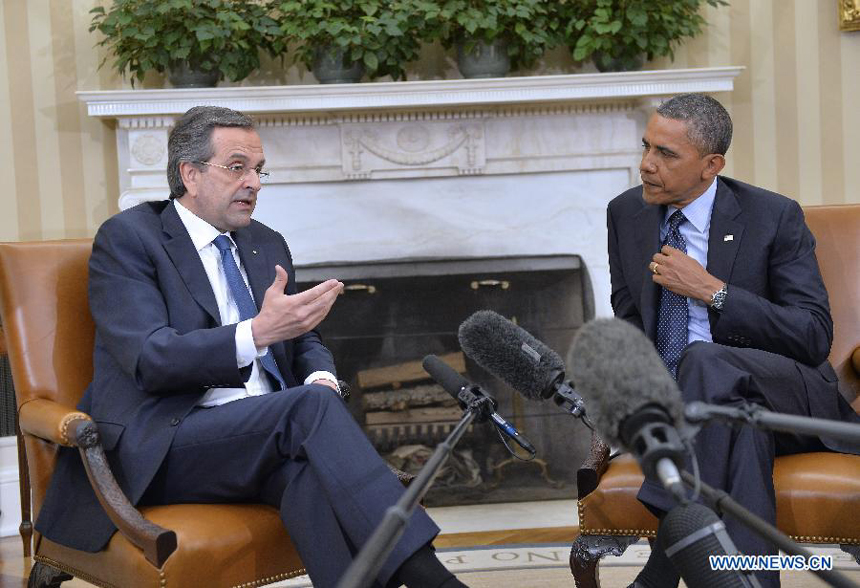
[
  {"xmin": 141, "ymin": 384, "xmax": 439, "ymax": 588},
  {"xmin": 637, "ymin": 342, "xmax": 846, "ymax": 588}
]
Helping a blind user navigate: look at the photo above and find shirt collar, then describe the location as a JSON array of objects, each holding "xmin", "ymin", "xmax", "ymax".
[
  {"xmin": 174, "ymin": 199, "xmax": 232, "ymax": 251},
  {"xmin": 664, "ymin": 177, "xmax": 718, "ymax": 234}
]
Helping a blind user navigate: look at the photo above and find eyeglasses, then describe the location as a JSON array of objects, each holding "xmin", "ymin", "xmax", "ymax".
[{"xmin": 192, "ymin": 161, "xmax": 270, "ymax": 183}]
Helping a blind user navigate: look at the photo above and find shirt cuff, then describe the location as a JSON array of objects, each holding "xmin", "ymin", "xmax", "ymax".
[
  {"xmin": 235, "ymin": 319, "xmax": 266, "ymax": 367},
  {"xmin": 304, "ymin": 371, "xmax": 340, "ymax": 394}
]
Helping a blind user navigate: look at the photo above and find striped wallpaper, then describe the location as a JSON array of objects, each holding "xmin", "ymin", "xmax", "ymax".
[{"xmin": 0, "ymin": 0, "xmax": 858, "ymax": 241}]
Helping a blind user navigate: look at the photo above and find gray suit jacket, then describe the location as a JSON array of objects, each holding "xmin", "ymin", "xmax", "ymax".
[{"xmin": 36, "ymin": 200, "xmax": 336, "ymax": 551}]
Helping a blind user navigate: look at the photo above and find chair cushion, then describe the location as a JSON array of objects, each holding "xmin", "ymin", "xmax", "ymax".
[
  {"xmin": 774, "ymin": 452, "xmax": 860, "ymax": 543},
  {"xmin": 36, "ymin": 503, "xmax": 304, "ymax": 588},
  {"xmin": 579, "ymin": 452, "xmax": 860, "ymax": 544},
  {"xmin": 578, "ymin": 455, "xmax": 659, "ymax": 538}
]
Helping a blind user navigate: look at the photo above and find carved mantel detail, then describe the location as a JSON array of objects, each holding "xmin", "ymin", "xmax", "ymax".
[
  {"xmin": 78, "ymin": 68, "xmax": 741, "ymax": 320},
  {"xmin": 342, "ymin": 122, "xmax": 485, "ymax": 179},
  {"xmin": 78, "ymin": 67, "xmax": 742, "ymax": 208}
]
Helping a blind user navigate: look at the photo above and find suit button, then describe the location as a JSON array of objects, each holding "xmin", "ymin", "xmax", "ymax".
[{"xmin": 170, "ymin": 417, "xmax": 181, "ymax": 426}]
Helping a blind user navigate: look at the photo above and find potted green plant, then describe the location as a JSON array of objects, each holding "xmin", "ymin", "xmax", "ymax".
[
  {"xmin": 269, "ymin": 0, "xmax": 432, "ymax": 83},
  {"xmin": 558, "ymin": 0, "xmax": 727, "ymax": 72},
  {"xmin": 90, "ymin": 0, "xmax": 279, "ymax": 87},
  {"xmin": 424, "ymin": 0, "xmax": 559, "ymax": 78}
]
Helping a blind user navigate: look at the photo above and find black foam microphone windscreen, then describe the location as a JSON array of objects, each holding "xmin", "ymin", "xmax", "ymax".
[
  {"xmin": 422, "ymin": 354, "xmax": 470, "ymax": 401},
  {"xmin": 458, "ymin": 310, "xmax": 564, "ymax": 401},
  {"xmin": 661, "ymin": 502, "xmax": 758, "ymax": 588},
  {"xmin": 569, "ymin": 318, "xmax": 684, "ymax": 447}
]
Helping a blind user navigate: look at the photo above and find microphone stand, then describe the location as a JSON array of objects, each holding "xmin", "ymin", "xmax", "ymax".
[
  {"xmin": 685, "ymin": 401, "xmax": 860, "ymax": 447},
  {"xmin": 336, "ymin": 393, "xmax": 496, "ymax": 588},
  {"xmin": 680, "ymin": 470, "xmax": 858, "ymax": 588}
]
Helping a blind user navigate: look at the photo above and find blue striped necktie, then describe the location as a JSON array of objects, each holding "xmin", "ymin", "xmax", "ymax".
[
  {"xmin": 212, "ymin": 235, "xmax": 285, "ymax": 391},
  {"xmin": 656, "ymin": 210, "xmax": 689, "ymax": 379}
]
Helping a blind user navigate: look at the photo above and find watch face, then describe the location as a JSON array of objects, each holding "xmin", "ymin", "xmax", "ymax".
[{"xmin": 712, "ymin": 286, "xmax": 727, "ymax": 310}]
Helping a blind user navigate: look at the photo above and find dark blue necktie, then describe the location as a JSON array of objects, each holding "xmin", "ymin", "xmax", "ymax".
[
  {"xmin": 656, "ymin": 210, "xmax": 689, "ymax": 379},
  {"xmin": 212, "ymin": 235, "xmax": 285, "ymax": 391}
]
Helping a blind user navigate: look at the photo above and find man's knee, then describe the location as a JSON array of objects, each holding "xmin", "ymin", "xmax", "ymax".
[
  {"xmin": 679, "ymin": 341, "xmax": 733, "ymax": 368},
  {"xmin": 677, "ymin": 342, "xmax": 751, "ymax": 404},
  {"xmin": 285, "ymin": 384, "xmax": 340, "ymax": 419}
]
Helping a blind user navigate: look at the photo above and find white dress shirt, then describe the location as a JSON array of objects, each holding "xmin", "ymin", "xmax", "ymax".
[{"xmin": 173, "ymin": 200, "xmax": 336, "ymax": 406}]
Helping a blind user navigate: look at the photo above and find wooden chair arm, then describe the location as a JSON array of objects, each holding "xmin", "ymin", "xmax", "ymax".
[
  {"xmin": 576, "ymin": 431, "xmax": 611, "ymax": 499},
  {"xmin": 19, "ymin": 399, "xmax": 176, "ymax": 568}
]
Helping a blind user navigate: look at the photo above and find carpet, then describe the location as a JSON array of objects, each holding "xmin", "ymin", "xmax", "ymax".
[{"xmin": 275, "ymin": 541, "xmax": 860, "ymax": 587}]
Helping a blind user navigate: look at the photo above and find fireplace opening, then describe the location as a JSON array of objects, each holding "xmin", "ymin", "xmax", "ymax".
[{"xmin": 297, "ymin": 255, "xmax": 594, "ymax": 507}]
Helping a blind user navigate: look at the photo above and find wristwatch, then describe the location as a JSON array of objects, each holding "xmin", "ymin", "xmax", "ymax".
[{"xmin": 710, "ymin": 283, "xmax": 728, "ymax": 312}]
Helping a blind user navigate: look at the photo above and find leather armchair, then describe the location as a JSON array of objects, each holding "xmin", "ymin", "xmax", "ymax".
[
  {"xmin": 568, "ymin": 205, "xmax": 860, "ymax": 588},
  {"xmin": 0, "ymin": 240, "xmax": 304, "ymax": 588}
]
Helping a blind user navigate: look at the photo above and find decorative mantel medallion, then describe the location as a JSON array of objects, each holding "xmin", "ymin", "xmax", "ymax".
[{"xmin": 341, "ymin": 121, "xmax": 485, "ymax": 179}]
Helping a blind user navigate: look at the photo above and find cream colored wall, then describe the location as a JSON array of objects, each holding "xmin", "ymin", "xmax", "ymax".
[{"xmin": 1, "ymin": 0, "xmax": 858, "ymax": 241}]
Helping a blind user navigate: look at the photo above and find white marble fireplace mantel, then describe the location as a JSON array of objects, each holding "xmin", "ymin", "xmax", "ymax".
[{"xmin": 78, "ymin": 67, "xmax": 742, "ymax": 319}]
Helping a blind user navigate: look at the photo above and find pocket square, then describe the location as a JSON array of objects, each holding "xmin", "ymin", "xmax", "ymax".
[{"xmin": 724, "ymin": 234, "xmax": 734, "ymax": 242}]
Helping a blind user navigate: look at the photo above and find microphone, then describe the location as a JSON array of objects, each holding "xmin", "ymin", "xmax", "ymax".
[
  {"xmin": 422, "ymin": 354, "xmax": 536, "ymax": 455},
  {"xmin": 457, "ymin": 310, "xmax": 587, "ymax": 418},
  {"xmin": 569, "ymin": 317, "xmax": 687, "ymax": 502},
  {"xmin": 661, "ymin": 502, "xmax": 762, "ymax": 588}
]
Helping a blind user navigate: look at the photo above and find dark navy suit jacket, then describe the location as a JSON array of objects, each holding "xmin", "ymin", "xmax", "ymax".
[
  {"xmin": 607, "ymin": 176, "xmax": 855, "ymax": 449},
  {"xmin": 36, "ymin": 200, "xmax": 336, "ymax": 552}
]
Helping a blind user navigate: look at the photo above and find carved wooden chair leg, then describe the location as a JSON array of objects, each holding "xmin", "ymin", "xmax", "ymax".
[
  {"xmin": 569, "ymin": 534, "xmax": 639, "ymax": 588},
  {"xmin": 16, "ymin": 420, "xmax": 32, "ymax": 557},
  {"xmin": 28, "ymin": 562, "xmax": 72, "ymax": 588},
  {"xmin": 840, "ymin": 544, "xmax": 860, "ymax": 566}
]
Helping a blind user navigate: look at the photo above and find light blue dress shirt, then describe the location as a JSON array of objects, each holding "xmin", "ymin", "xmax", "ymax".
[{"xmin": 659, "ymin": 178, "xmax": 718, "ymax": 345}]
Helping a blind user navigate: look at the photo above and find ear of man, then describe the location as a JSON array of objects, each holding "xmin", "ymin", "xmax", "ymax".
[
  {"xmin": 179, "ymin": 161, "xmax": 202, "ymax": 198},
  {"xmin": 702, "ymin": 153, "xmax": 726, "ymax": 182}
]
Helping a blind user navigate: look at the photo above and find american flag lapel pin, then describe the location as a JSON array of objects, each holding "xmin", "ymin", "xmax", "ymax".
[{"xmin": 724, "ymin": 234, "xmax": 734, "ymax": 242}]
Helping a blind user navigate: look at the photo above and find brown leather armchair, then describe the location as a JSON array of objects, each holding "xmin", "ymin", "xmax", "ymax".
[
  {"xmin": 0, "ymin": 240, "xmax": 304, "ymax": 588},
  {"xmin": 568, "ymin": 204, "xmax": 860, "ymax": 587}
]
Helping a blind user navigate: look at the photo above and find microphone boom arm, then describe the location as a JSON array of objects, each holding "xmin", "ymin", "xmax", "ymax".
[{"xmin": 685, "ymin": 401, "xmax": 860, "ymax": 446}]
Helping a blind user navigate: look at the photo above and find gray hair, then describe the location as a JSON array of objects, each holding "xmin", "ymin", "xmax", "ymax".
[
  {"xmin": 656, "ymin": 93, "xmax": 733, "ymax": 156},
  {"xmin": 167, "ymin": 106, "xmax": 255, "ymax": 199}
]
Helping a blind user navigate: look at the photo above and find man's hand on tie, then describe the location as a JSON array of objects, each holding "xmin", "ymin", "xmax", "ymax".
[{"xmin": 651, "ymin": 245, "xmax": 723, "ymax": 304}]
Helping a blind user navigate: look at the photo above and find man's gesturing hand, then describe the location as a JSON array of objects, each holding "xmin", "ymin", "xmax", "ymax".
[
  {"xmin": 651, "ymin": 245, "xmax": 723, "ymax": 304},
  {"xmin": 251, "ymin": 265, "xmax": 344, "ymax": 348}
]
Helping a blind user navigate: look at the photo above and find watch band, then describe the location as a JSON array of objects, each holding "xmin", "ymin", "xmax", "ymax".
[{"xmin": 711, "ymin": 283, "xmax": 728, "ymax": 312}]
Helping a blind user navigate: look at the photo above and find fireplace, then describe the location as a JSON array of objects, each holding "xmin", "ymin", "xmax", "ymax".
[
  {"xmin": 297, "ymin": 255, "xmax": 593, "ymax": 506},
  {"xmin": 76, "ymin": 67, "xmax": 741, "ymax": 507}
]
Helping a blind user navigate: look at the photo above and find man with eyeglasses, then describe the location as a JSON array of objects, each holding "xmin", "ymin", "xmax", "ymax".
[{"xmin": 36, "ymin": 106, "xmax": 466, "ymax": 588}]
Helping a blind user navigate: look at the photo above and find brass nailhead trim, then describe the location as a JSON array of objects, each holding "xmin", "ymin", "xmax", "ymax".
[
  {"xmin": 789, "ymin": 535, "xmax": 860, "ymax": 544},
  {"xmin": 34, "ymin": 554, "xmax": 118, "ymax": 588},
  {"xmin": 582, "ymin": 528, "xmax": 658, "ymax": 538},
  {"xmin": 231, "ymin": 568, "xmax": 307, "ymax": 588},
  {"xmin": 578, "ymin": 499, "xmax": 675, "ymax": 538},
  {"xmin": 35, "ymin": 553, "xmax": 302, "ymax": 588},
  {"xmin": 59, "ymin": 412, "xmax": 90, "ymax": 446}
]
